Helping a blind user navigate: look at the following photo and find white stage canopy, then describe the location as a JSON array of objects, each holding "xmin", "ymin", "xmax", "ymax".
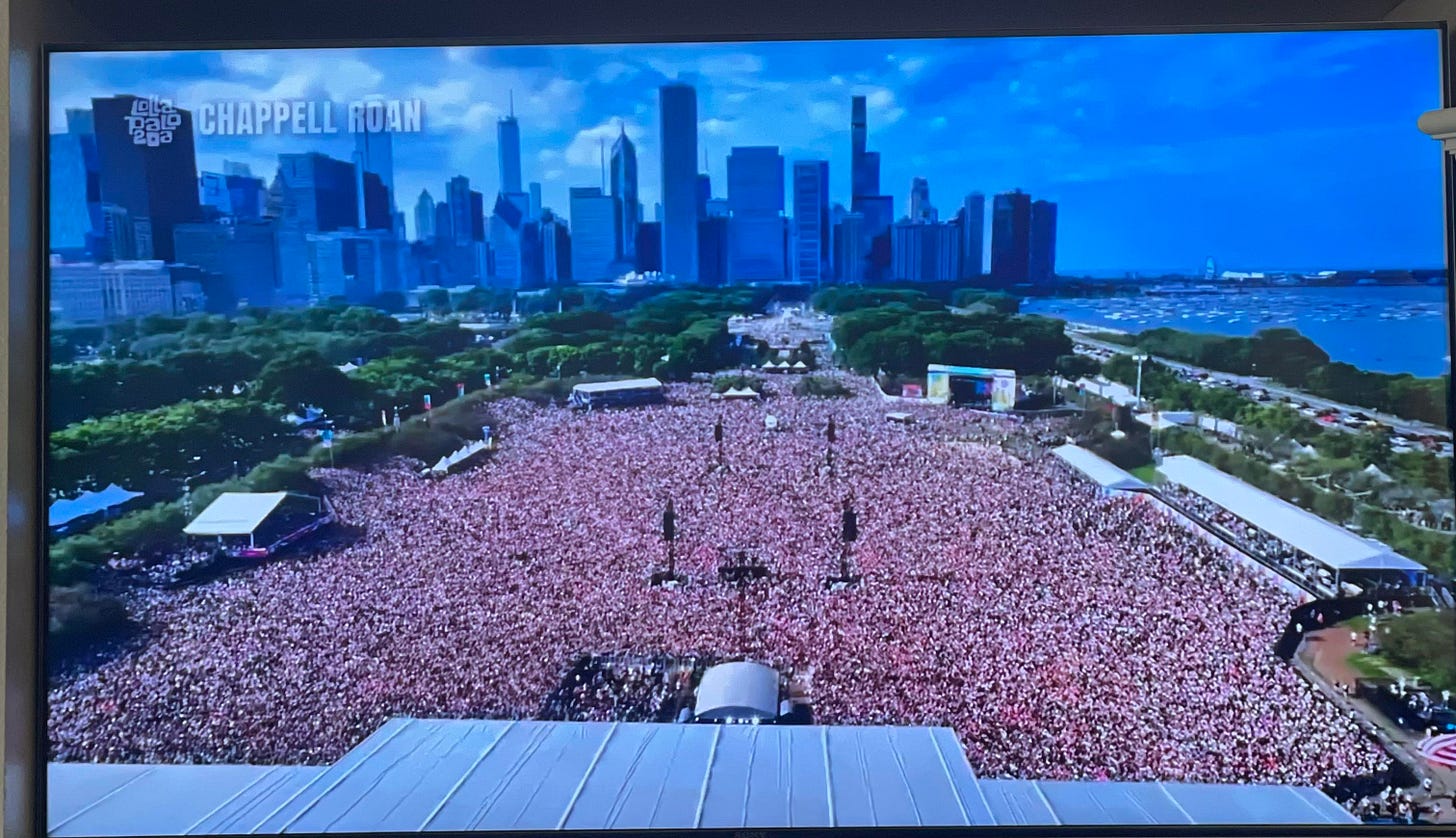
[
  {"xmin": 1157, "ymin": 455, "xmax": 1426, "ymax": 580},
  {"xmin": 183, "ymin": 492, "xmax": 289, "ymax": 537}
]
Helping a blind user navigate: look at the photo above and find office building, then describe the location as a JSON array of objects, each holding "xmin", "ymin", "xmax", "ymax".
[
  {"xmin": 792, "ymin": 160, "xmax": 830, "ymax": 286},
  {"xmin": 169, "ymin": 264, "xmax": 209, "ymax": 315},
  {"xmin": 697, "ymin": 216, "xmax": 729, "ymax": 286},
  {"xmin": 853, "ymin": 195, "xmax": 894, "ymax": 281},
  {"xmin": 198, "ymin": 173, "xmax": 232, "ymax": 217},
  {"xmin": 834, "ymin": 211, "xmax": 866, "ymax": 284},
  {"xmin": 958, "ymin": 193, "xmax": 985, "ymax": 281},
  {"xmin": 354, "ymin": 125, "xmax": 395, "ymax": 210},
  {"xmin": 306, "ymin": 229, "xmax": 400, "ymax": 303},
  {"xmin": 271, "ymin": 152, "xmax": 359, "ymax": 302},
  {"xmin": 727, "ymin": 146, "xmax": 786, "ymax": 283},
  {"xmin": 362, "ymin": 172, "xmax": 392, "ymax": 230},
  {"xmin": 489, "ymin": 192, "xmax": 525, "ymax": 288},
  {"xmin": 226, "ymin": 173, "xmax": 266, "ymax": 221},
  {"xmin": 850, "ymin": 95, "xmax": 879, "ymax": 200},
  {"xmin": 529, "ymin": 182, "xmax": 543, "ymax": 219},
  {"xmin": 414, "ymin": 189, "xmax": 436, "ymax": 242},
  {"xmin": 635, "ymin": 221, "xmax": 662, "ymax": 274},
  {"xmin": 610, "ymin": 126, "xmax": 638, "ymax": 262},
  {"xmin": 433, "ymin": 200, "xmax": 452, "ymax": 246},
  {"xmin": 173, "ymin": 219, "xmax": 280, "ymax": 310},
  {"xmin": 909, "ymin": 177, "xmax": 935, "ymax": 222},
  {"xmin": 659, "ymin": 83, "xmax": 699, "ymax": 282},
  {"xmin": 705, "ymin": 198, "xmax": 729, "ymax": 218},
  {"xmin": 470, "ymin": 190, "xmax": 487, "ymax": 242},
  {"xmin": 990, "ymin": 189, "xmax": 1032, "ymax": 287},
  {"xmin": 1029, "ymin": 199, "xmax": 1058, "ymax": 286},
  {"xmin": 499, "ymin": 106, "xmax": 522, "ymax": 195},
  {"xmin": 90, "ymin": 95, "xmax": 202, "ymax": 262},
  {"xmin": 892, "ymin": 220, "xmax": 961, "ymax": 282},
  {"xmin": 696, "ymin": 173, "xmax": 711, "ymax": 220},
  {"xmin": 49, "ymin": 258, "xmax": 174, "ymax": 326},
  {"xmin": 542, "ymin": 213, "xmax": 571, "ymax": 283},
  {"xmin": 49, "ymin": 129, "xmax": 93, "ymax": 254},
  {"xmin": 570, "ymin": 186, "xmax": 618, "ymax": 281},
  {"xmin": 448, "ymin": 176, "xmax": 474, "ymax": 247}
]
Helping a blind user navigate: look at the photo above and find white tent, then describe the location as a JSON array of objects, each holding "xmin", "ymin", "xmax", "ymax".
[
  {"xmin": 693, "ymin": 661, "xmax": 780, "ymax": 722},
  {"xmin": 1052, "ymin": 445, "xmax": 1147, "ymax": 494},
  {"xmin": 49, "ymin": 484, "xmax": 144, "ymax": 528},
  {"xmin": 336, "ymin": 362, "xmax": 360, "ymax": 374},
  {"xmin": 1157, "ymin": 455, "xmax": 1427, "ymax": 584},
  {"xmin": 184, "ymin": 492, "xmax": 289, "ymax": 539},
  {"xmin": 1362, "ymin": 464, "xmax": 1395, "ymax": 484},
  {"xmin": 722, "ymin": 386, "xmax": 760, "ymax": 400}
]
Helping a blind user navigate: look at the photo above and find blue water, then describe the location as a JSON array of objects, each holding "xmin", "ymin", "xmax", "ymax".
[{"xmin": 1024, "ymin": 286, "xmax": 1451, "ymax": 377}]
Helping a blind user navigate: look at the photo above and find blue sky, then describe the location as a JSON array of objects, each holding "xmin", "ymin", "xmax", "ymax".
[{"xmin": 50, "ymin": 29, "xmax": 1445, "ymax": 273}]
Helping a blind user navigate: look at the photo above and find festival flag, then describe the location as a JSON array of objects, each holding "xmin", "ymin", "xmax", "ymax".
[
  {"xmin": 320, "ymin": 428, "xmax": 334, "ymax": 449},
  {"xmin": 456, "ymin": 382, "xmax": 466, "ymax": 399},
  {"xmin": 424, "ymin": 394, "xmax": 433, "ymax": 411},
  {"xmin": 381, "ymin": 409, "xmax": 388, "ymax": 428}
]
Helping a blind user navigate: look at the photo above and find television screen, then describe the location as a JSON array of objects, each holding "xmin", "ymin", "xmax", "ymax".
[{"xmin": 44, "ymin": 28, "xmax": 1453, "ymax": 835}]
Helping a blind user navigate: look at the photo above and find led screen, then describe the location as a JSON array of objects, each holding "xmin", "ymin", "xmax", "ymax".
[{"xmin": 44, "ymin": 29, "xmax": 1453, "ymax": 835}]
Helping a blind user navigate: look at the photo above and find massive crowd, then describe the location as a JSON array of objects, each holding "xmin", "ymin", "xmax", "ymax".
[{"xmin": 49, "ymin": 375, "xmax": 1389, "ymax": 788}]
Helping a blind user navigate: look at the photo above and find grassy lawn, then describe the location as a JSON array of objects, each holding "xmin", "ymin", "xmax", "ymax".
[
  {"xmin": 1346, "ymin": 650, "xmax": 1393, "ymax": 680},
  {"xmin": 1130, "ymin": 465, "xmax": 1161, "ymax": 484}
]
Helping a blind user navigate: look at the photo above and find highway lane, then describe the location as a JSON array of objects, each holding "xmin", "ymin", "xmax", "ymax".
[{"xmin": 1066, "ymin": 328, "xmax": 1452, "ymax": 442}]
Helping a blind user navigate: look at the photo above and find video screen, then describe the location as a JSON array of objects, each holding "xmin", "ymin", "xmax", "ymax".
[{"xmin": 45, "ymin": 29, "xmax": 1454, "ymax": 835}]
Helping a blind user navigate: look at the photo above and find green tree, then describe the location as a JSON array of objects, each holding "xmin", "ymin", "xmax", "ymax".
[{"xmin": 253, "ymin": 349, "xmax": 358, "ymax": 416}]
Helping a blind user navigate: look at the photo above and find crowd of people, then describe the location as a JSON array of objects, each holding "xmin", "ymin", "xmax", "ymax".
[
  {"xmin": 49, "ymin": 374, "xmax": 1390, "ymax": 791},
  {"xmin": 539, "ymin": 655, "xmax": 697, "ymax": 723},
  {"xmin": 1159, "ymin": 483, "xmax": 1332, "ymax": 591}
]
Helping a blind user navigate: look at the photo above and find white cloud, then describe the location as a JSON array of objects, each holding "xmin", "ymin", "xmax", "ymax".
[
  {"xmin": 699, "ymin": 117, "xmax": 735, "ymax": 137},
  {"xmin": 808, "ymin": 101, "xmax": 841, "ymax": 129},
  {"xmin": 899, "ymin": 57, "xmax": 927, "ymax": 77},
  {"xmin": 563, "ymin": 119, "xmax": 645, "ymax": 169},
  {"xmin": 930, "ymin": 115, "xmax": 948, "ymax": 130},
  {"xmin": 595, "ymin": 61, "xmax": 635, "ymax": 83},
  {"xmin": 863, "ymin": 88, "xmax": 904, "ymax": 125}
]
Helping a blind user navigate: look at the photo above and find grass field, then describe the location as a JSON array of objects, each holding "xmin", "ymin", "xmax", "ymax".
[
  {"xmin": 1130, "ymin": 465, "xmax": 1161, "ymax": 484},
  {"xmin": 1346, "ymin": 650, "xmax": 1394, "ymax": 680}
]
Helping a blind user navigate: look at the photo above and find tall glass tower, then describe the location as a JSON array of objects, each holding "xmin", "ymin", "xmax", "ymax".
[
  {"xmin": 498, "ymin": 94, "xmax": 523, "ymax": 195},
  {"xmin": 610, "ymin": 124, "xmax": 639, "ymax": 262},
  {"xmin": 659, "ymin": 83, "xmax": 699, "ymax": 283}
]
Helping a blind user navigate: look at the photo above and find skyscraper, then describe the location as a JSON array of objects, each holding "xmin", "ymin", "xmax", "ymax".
[
  {"xmin": 529, "ymin": 182, "xmax": 543, "ymax": 219},
  {"xmin": 909, "ymin": 177, "xmax": 935, "ymax": 222},
  {"xmin": 892, "ymin": 219, "xmax": 960, "ymax": 282},
  {"xmin": 570, "ymin": 186, "xmax": 618, "ymax": 281},
  {"xmin": 173, "ymin": 220, "xmax": 280, "ymax": 309},
  {"xmin": 470, "ymin": 190, "xmax": 486, "ymax": 242},
  {"xmin": 49, "ymin": 126, "xmax": 93, "ymax": 254},
  {"xmin": 610, "ymin": 124, "xmax": 639, "ymax": 262},
  {"xmin": 659, "ymin": 83, "xmax": 699, "ymax": 283},
  {"xmin": 727, "ymin": 146, "xmax": 786, "ymax": 283},
  {"xmin": 354, "ymin": 125, "xmax": 395, "ymax": 210},
  {"xmin": 271, "ymin": 152, "xmax": 359, "ymax": 301},
  {"xmin": 990, "ymin": 189, "xmax": 1032, "ymax": 288},
  {"xmin": 498, "ymin": 105, "xmax": 523, "ymax": 195},
  {"xmin": 792, "ymin": 160, "xmax": 830, "ymax": 286},
  {"xmin": 850, "ymin": 95, "xmax": 878, "ymax": 201},
  {"xmin": 1029, "ymin": 199, "xmax": 1058, "ymax": 286},
  {"xmin": 448, "ymin": 176, "xmax": 473, "ymax": 247},
  {"xmin": 835, "ymin": 211, "xmax": 866, "ymax": 284},
  {"xmin": 90, "ymin": 95, "xmax": 202, "ymax": 262},
  {"xmin": 433, "ymin": 201, "xmax": 452, "ymax": 245},
  {"xmin": 414, "ymin": 189, "xmax": 436, "ymax": 242},
  {"xmin": 959, "ymin": 193, "xmax": 985, "ymax": 281},
  {"xmin": 490, "ymin": 192, "xmax": 525, "ymax": 288}
]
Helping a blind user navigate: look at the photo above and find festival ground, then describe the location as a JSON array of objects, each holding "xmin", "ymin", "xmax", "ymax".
[{"xmin": 48, "ymin": 376, "xmax": 1390, "ymax": 797}]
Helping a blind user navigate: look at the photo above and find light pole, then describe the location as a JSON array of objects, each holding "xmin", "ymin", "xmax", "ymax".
[{"xmin": 1132, "ymin": 353, "xmax": 1149, "ymax": 407}]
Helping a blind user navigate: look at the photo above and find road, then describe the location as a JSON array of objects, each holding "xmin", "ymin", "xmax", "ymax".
[{"xmin": 1067, "ymin": 327, "xmax": 1452, "ymax": 442}]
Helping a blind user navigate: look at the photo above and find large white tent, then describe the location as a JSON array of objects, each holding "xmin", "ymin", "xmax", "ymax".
[
  {"xmin": 49, "ymin": 718, "xmax": 1355, "ymax": 835},
  {"xmin": 1052, "ymin": 444, "xmax": 1147, "ymax": 494},
  {"xmin": 1157, "ymin": 455, "xmax": 1427, "ymax": 585}
]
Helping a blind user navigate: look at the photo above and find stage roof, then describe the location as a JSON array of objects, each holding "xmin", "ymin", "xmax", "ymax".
[
  {"xmin": 182, "ymin": 492, "xmax": 289, "ymax": 537},
  {"xmin": 1052, "ymin": 444, "xmax": 1147, "ymax": 492},
  {"xmin": 571, "ymin": 377, "xmax": 663, "ymax": 394},
  {"xmin": 48, "ymin": 719, "xmax": 1357, "ymax": 836},
  {"xmin": 1157, "ymin": 455, "xmax": 1425, "ymax": 575}
]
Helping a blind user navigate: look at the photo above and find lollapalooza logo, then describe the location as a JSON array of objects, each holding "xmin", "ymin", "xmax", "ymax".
[{"xmin": 124, "ymin": 96, "xmax": 182, "ymax": 147}]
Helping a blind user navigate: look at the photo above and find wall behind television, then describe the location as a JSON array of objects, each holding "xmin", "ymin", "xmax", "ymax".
[{"xmin": 2, "ymin": 0, "xmax": 1450, "ymax": 836}]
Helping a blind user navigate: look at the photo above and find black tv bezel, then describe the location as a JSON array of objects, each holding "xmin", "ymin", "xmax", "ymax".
[{"xmin": 13, "ymin": 7, "xmax": 1455, "ymax": 838}]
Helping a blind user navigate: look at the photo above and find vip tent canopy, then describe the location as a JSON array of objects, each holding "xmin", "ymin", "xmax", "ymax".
[
  {"xmin": 48, "ymin": 484, "xmax": 143, "ymax": 528},
  {"xmin": 1052, "ymin": 444, "xmax": 1147, "ymax": 494},
  {"xmin": 722, "ymin": 386, "xmax": 761, "ymax": 400},
  {"xmin": 1156, "ymin": 455, "xmax": 1427, "ymax": 583}
]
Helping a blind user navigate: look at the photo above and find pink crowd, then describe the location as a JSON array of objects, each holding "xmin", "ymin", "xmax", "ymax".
[{"xmin": 48, "ymin": 375, "xmax": 1389, "ymax": 787}]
